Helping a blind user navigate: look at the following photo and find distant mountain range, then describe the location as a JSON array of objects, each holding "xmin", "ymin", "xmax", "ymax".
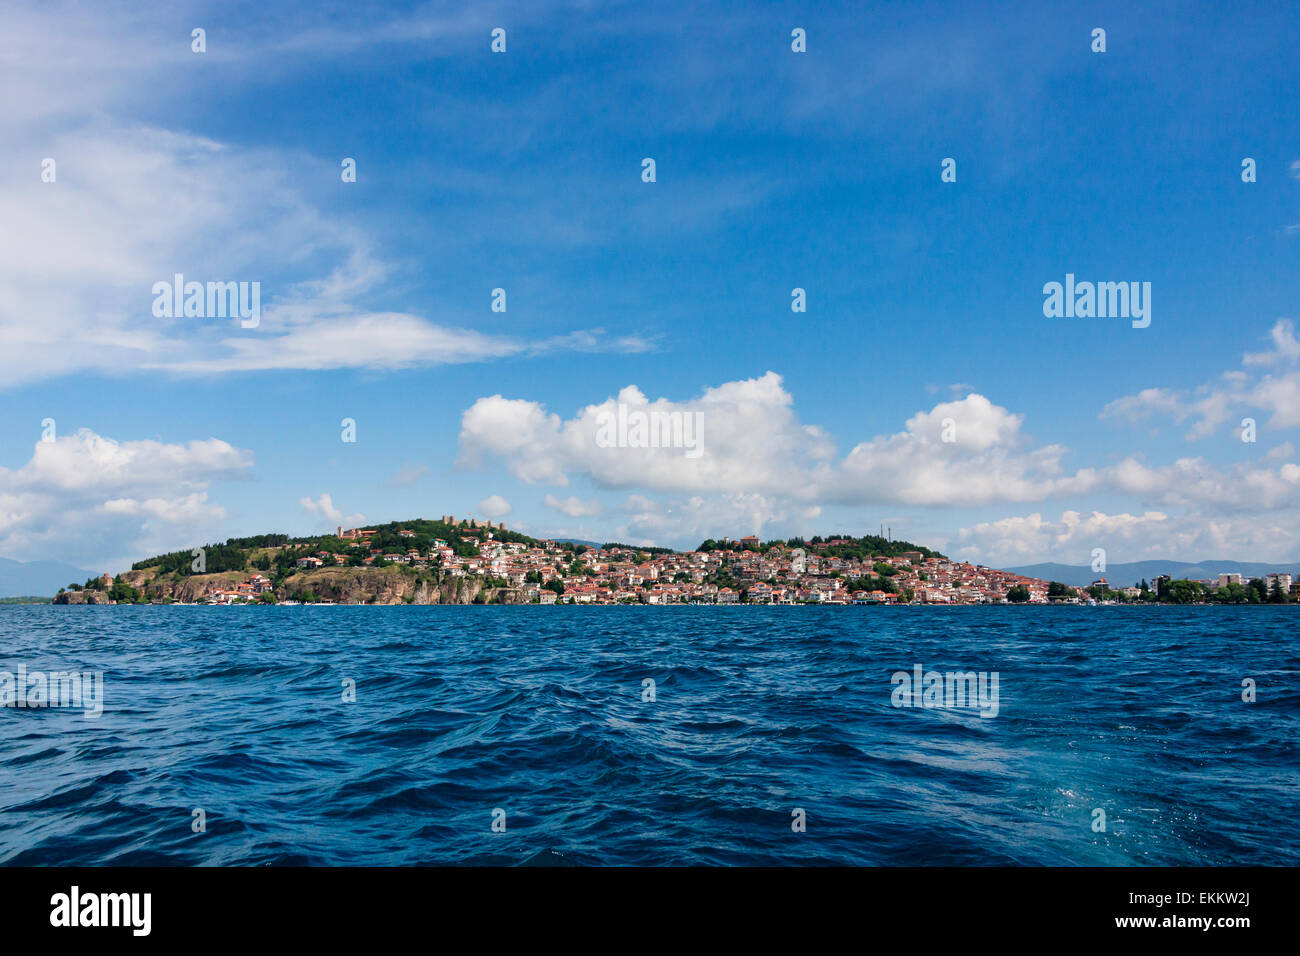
[
  {"xmin": 1001, "ymin": 560, "xmax": 1300, "ymax": 589},
  {"xmin": 0, "ymin": 557, "xmax": 98, "ymax": 598}
]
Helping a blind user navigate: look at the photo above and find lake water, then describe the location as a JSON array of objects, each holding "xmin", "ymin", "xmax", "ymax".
[{"xmin": 1, "ymin": 605, "xmax": 1296, "ymax": 865}]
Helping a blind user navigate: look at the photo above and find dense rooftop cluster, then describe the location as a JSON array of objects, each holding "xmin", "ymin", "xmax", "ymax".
[
  {"xmin": 298, "ymin": 526, "xmax": 1051, "ymax": 604},
  {"xmin": 64, "ymin": 519, "xmax": 1297, "ymax": 606}
]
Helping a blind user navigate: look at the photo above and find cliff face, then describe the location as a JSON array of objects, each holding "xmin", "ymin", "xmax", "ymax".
[
  {"xmin": 122, "ymin": 569, "xmax": 245, "ymax": 603},
  {"xmin": 52, "ymin": 589, "xmax": 115, "ymax": 604},
  {"xmin": 275, "ymin": 567, "xmax": 526, "ymax": 604},
  {"xmin": 56, "ymin": 567, "xmax": 525, "ymax": 605}
]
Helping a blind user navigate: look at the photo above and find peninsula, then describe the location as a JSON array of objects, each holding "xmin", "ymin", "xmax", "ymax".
[{"xmin": 51, "ymin": 517, "xmax": 1296, "ymax": 606}]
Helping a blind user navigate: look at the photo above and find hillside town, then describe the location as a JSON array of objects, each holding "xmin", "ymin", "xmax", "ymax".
[
  {"xmin": 190, "ymin": 528, "xmax": 1128, "ymax": 605},
  {"xmin": 57, "ymin": 517, "xmax": 1300, "ymax": 606}
]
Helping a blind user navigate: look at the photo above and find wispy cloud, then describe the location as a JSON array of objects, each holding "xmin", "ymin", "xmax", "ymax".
[{"xmin": 1102, "ymin": 319, "xmax": 1300, "ymax": 437}]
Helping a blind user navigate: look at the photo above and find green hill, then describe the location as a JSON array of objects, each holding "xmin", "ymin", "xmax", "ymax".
[{"xmin": 130, "ymin": 518, "xmax": 558, "ymax": 577}]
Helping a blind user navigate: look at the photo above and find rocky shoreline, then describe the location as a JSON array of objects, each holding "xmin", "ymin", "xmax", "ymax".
[{"xmin": 54, "ymin": 567, "xmax": 526, "ymax": 606}]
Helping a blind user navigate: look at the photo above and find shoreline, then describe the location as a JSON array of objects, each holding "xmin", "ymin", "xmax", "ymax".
[{"xmin": 27, "ymin": 600, "xmax": 1296, "ymax": 608}]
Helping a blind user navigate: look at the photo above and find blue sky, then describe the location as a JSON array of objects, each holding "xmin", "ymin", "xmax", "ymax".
[{"xmin": 1, "ymin": 0, "xmax": 1298, "ymax": 571}]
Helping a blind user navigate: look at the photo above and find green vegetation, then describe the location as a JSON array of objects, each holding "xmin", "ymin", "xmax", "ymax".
[
  {"xmin": 133, "ymin": 536, "xmax": 288, "ymax": 574},
  {"xmin": 1267, "ymin": 578, "xmax": 1291, "ymax": 604},
  {"xmin": 602, "ymin": 542, "xmax": 674, "ymax": 555},
  {"xmin": 1157, "ymin": 578, "xmax": 1204, "ymax": 605},
  {"xmin": 130, "ymin": 519, "xmax": 552, "ymax": 577},
  {"xmin": 76, "ymin": 517, "xmax": 1300, "ymax": 608},
  {"xmin": 696, "ymin": 533, "xmax": 943, "ymax": 562},
  {"xmin": 843, "ymin": 574, "xmax": 898, "ymax": 594},
  {"xmin": 1195, "ymin": 577, "xmax": 1289, "ymax": 604},
  {"xmin": 701, "ymin": 567, "xmax": 741, "ymax": 592},
  {"xmin": 107, "ymin": 579, "xmax": 142, "ymax": 603}
]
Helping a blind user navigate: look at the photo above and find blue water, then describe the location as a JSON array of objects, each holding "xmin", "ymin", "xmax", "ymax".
[{"xmin": 1, "ymin": 605, "xmax": 1296, "ymax": 865}]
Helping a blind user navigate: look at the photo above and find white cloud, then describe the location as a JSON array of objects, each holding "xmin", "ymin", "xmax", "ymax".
[
  {"xmin": 1244, "ymin": 318, "xmax": 1300, "ymax": 367},
  {"xmin": 461, "ymin": 372, "xmax": 831, "ymax": 496},
  {"xmin": 102, "ymin": 493, "xmax": 224, "ymax": 525},
  {"xmin": 955, "ymin": 508, "xmax": 1299, "ymax": 566},
  {"xmin": 1106, "ymin": 453, "xmax": 1300, "ymax": 511},
  {"xmin": 489, "ymin": 372, "xmax": 827, "ymax": 495},
  {"xmin": 1098, "ymin": 387, "xmax": 1187, "ymax": 424},
  {"xmin": 459, "ymin": 375, "xmax": 1095, "ymax": 508},
  {"xmin": 478, "ymin": 495, "xmax": 512, "ymax": 520},
  {"xmin": 544, "ymin": 494, "xmax": 602, "ymax": 518},
  {"xmin": 611, "ymin": 492, "xmax": 800, "ymax": 545},
  {"xmin": 15, "ymin": 429, "xmax": 250, "ymax": 494},
  {"xmin": 0, "ymin": 428, "xmax": 252, "ymax": 569},
  {"xmin": 0, "ymin": 118, "xmax": 648, "ymax": 385},
  {"xmin": 1103, "ymin": 320, "xmax": 1300, "ymax": 437},
  {"xmin": 460, "ymin": 373, "xmax": 1300, "ymax": 557},
  {"xmin": 0, "ymin": 0, "xmax": 650, "ymax": 390},
  {"xmin": 299, "ymin": 494, "xmax": 363, "ymax": 529},
  {"xmin": 831, "ymin": 394, "xmax": 1100, "ymax": 506},
  {"xmin": 154, "ymin": 313, "xmax": 525, "ymax": 374}
]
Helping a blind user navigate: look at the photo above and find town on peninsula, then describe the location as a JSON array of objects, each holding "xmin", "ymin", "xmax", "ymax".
[{"xmin": 50, "ymin": 516, "xmax": 1297, "ymax": 607}]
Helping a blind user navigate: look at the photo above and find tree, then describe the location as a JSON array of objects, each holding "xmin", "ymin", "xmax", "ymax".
[
  {"xmin": 1163, "ymin": 579, "xmax": 1203, "ymax": 604},
  {"xmin": 1209, "ymin": 582, "xmax": 1249, "ymax": 604},
  {"xmin": 1047, "ymin": 581, "xmax": 1077, "ymax": 600},
  {"xmin": 108, "ymin": 580, "xmax": 141, "ymax": 604},
  {"xmin": 1268, "ymin": 579, "xmax": 1289, "ymax": 604},
  {"xmin": 1006, "ymin": 585, "xmax": 1031, "ymax": 603}
]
